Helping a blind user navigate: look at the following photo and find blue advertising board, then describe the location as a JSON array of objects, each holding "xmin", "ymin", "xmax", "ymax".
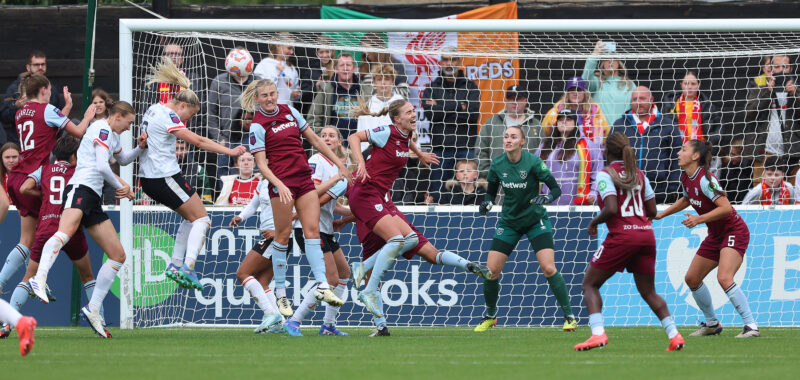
[{"xmin": 2, "ymin": 207, "xmax": 797, "ymax": 327}]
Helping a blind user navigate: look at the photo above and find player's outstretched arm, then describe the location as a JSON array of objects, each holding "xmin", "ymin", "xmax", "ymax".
[
  {"xmin": 114, "ymin": 146, "xmax": 142, "ymax": 166},
  {"xmin": 64, "ymin": 104, "xmax": 97, "ymax": 138},
  {"xmin": 654, "ymin": 196, "xmax": 690, "ymax": 220},
  {"xmin": 692, "ymin": 195, "xmax": 733, "ymax": 225},
  {"xmin": 480, "ymin": 169, "xmax": 500, "ymax": 215},
  {"xmin": 173, "ymin": 128, "xmax": 245, "ymax": 157},
  {"xmin": 410, "ymin": 138, "xmax": 439, "ymax": 168},
  {"xmin": 230, "ymin": 195, "xmax": 259, "ymax": 227},
  {"xmin": 334, "ymin": 203, "xmax": 352, "ymax": 217}
]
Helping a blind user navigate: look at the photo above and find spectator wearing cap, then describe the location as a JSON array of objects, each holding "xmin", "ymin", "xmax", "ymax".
[
  {"xmin": 541, "ymin": 76, "xmax": 609, "ymax": 145},
  {"xmin": 582, "ymin": 40, "xmax": 636, "ymax": 126},
  {"xmin": 612, "ymin": 86, "xmax": 682, "ymax": 203},
  {"xmin": 475, "ymin": 84, "xmax": 541, "ymax": 179},
  {"xmin": 741, "ymin": 155, "xmax": 798, "ymax": 205},
  {"xmin": 537, "ymin": 109, "xmax": 603, "ymax": 205},
  {"xmin": 422, "ymin": 45, "xmax": 481, "ymax": 197},
  {"xmin": 663, "ymin": 71, "xmax": 722, "ymax": 146}
]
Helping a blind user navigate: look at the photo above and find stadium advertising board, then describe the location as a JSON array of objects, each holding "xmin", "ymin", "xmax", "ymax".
[{"xmin": 3, "ymin": 208, "xmax": 797, "ymax": 326}]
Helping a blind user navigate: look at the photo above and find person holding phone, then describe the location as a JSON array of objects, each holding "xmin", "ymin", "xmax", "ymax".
[{"xmin": 582, "ymin": 40, "xmax": 636, "ymax": 125}]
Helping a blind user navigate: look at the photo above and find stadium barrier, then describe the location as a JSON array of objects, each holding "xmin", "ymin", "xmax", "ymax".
[{"xmin": 4, "ymin": 206, "xmax": 797, "ymax": 327}]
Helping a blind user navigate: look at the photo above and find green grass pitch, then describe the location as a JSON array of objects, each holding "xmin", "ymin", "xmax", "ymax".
[{"xmin": 3, "ymin": 326, "xmax": 798, "ymax": 379}]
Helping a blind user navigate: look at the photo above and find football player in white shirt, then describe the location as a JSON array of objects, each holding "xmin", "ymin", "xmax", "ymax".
[
  {"xmin": 138, "ymin": 59, "xmax": 246, "ymax": 291},
  {"xmin": 229, "ymin": 180, "xmax": 289, "ymax": 334},
  {"xmin": 286, "ymin": 127, "xmax": 352, "ymax": 336},
  {"xmin": 28, "ymin": 101, "xmax": 144, "ymax": 338}
]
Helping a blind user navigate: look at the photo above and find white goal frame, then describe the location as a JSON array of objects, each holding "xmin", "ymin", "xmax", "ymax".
[{"xmin": 118, "ymin": 18, "xmax": 800, "ymax": 329}]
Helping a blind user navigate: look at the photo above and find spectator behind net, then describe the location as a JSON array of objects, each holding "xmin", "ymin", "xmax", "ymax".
[
  {"xmin": 1, "ymin": 50, "xmax": 67, "ymax": 144},
  {"xmin": 742, "ymin": 155, "xmax": 798, "ymax": 205},
  {"xmin": 440, "ymin": 159, "xmax": 486, "ymax": 205},
  {"xmin": 537, "ymin": 109, "xmax": 603, "ymax": 205},
  {"xmin": 475, "ymin": 84, "xmax": 541, "ymax": 181},
  {"xmin": 582, "ymin": 41, "xmax": 636, "ymax": 126},
  {"xmin": 611, "ymin": 86, "xmax": 682, "ymax": 204},
  {"xmin": 422, "ymin": 45, "xmax": 481, "ymax": 200},
  {"xmin": 541, "ymin": 76, "xmax": 609, "ymax": 145}
]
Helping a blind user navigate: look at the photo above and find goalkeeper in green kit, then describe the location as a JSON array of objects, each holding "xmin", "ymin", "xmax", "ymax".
[{"xmin": 474, "ymin": 125, "xmax": 577, "ymax": 332}]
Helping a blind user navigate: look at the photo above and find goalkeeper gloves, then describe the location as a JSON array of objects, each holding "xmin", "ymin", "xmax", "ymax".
[
  {"xmin": 479, "ymin": 200, "xmax": 493, "ymax": 215},
  {"xmin": 530, "ymin": 194, "xmax": 553, "ymax": 205}
]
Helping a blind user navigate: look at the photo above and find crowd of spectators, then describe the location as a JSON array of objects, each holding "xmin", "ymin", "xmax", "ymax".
[{"xmin": 4, "ymin": 38, "xmax": 799, "ymax": 208}]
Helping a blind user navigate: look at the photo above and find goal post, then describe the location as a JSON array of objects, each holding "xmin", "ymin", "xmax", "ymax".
[{"xmin": 119, "ymin": 18, "xmax": 800, "ymax": 329}]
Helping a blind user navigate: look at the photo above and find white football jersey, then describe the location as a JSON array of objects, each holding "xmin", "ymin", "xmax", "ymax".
[
  {"xmin": 254, "ymin": 180, "xmax": 275, "ymax": 231},
  {"xmin": 69, "ymin": 119, "xmax": 122, "ymax": 196},
  {"xmin": 306, "ymin": 153, "xmax": 347, "ymax": 235},
  {"xmin": 138, "ymin": 103, "xmax": 185, "ymax": 178},
  {"xmin": 253, "ymin": 57, "xmax": 300, "ymax": 105}
]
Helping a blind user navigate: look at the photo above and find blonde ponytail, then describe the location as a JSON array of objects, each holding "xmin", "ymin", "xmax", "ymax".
[
  {"xmin": 240, "ymin": 79, "xmax": 277, "ymax": 113},
  {"xmin": 350, "ymin": 97, "xmax": 407, "ymax": 121},
  {"xmin": 147, "ymin": 57, "xmax": 191, "ymax": 89},
  {"xmin": 148, "ymin": 57, "xmax": 199, "ymax": 107}
]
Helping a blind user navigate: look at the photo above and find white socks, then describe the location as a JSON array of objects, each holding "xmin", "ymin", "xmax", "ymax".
[
  {"xmin": 243, "ymin": 276, "xmax": 278, "ymax": 315},
  {"xmin": 0, "ymin": 299, "xmax": 22, "ymax": 328},
  {"xmin": 323, "ymin": 279, "xmax": 349, "ymax": 325},
  {"xmin": 172, "ymin": 220, "xmax": 192, "ymax": 266},
  {"xmin": 184, "ymin": 217, "xmax": 210, "ymax": 269},
  {"xmin": 35, "ymin": 232, "xmax": 70, "ymax": 283},
  {"xmin": 89, "ymin": 259, "xmax": 123, "ymax": 313},
  {"xmin": 290, "ymin": 284, "xmax": 320, "ymax": 324}
]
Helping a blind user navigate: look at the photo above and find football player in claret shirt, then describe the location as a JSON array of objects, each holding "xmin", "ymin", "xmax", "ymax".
[
  {"xmin": 0, "ymin": 73, "xmax": 94, "ymax": 296},
  {"xmin": 346, "ymin": 100, "xmax": 438, "ymax": 319},
  {"xmin": 241, "ymin": 79, "xmax": 350, "ymax": 318},
  {"xmin": 575, "ymin": 132, "xmax": 684, "ymax": 351},
  {"xmin": 1, "ymin": 136, "xmax": 106, "ymax": 338},
  {"xmin": 655, "ymin": 139, "xmax": 759, "ymax": 338}
]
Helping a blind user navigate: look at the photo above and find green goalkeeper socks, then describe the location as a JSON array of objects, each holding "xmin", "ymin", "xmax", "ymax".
[
  {"xmin": 546, "ymin": 271, "xmax": 573, "ymax": 317},
  {"xmin": 483, "ymin": 278, "xmax": 499, "ymax": 317}
]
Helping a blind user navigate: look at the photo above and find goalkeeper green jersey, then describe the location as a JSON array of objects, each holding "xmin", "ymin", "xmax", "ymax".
[{"xmin": 486, "ymin": 151, "xmax": 560, "ymax": 226}]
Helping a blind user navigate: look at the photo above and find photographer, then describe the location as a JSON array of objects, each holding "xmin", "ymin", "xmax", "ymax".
[{"xmin": 744, "ymin": 55, "xmax": 800, "ymax": 166}]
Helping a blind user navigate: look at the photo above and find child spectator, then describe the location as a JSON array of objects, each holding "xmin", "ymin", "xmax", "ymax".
[
  {"xmin": 439, "ymin": 159, "xmax": 486, "ymax": 205},
  {"xmin": 742, "ymin": 156, "xmax": 798, "ymax": 205},
  {"xmin": 359, "ymin": 32, "xmax": 409, "ymax": 99},
  {"xmin": 91, "ymin": 89, "xmax": 113, "ymax": 122}
]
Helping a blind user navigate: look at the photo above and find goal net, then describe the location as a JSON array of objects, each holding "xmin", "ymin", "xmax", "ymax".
[{"xmin": 118, "ymin": 19, "xmax": 800, "ymax": 329}]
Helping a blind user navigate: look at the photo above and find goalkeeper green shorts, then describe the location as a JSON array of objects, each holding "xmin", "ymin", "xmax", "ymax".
[{"xmin": 490, "ymin": 217, "xmax": 554, "ymax": 255}]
